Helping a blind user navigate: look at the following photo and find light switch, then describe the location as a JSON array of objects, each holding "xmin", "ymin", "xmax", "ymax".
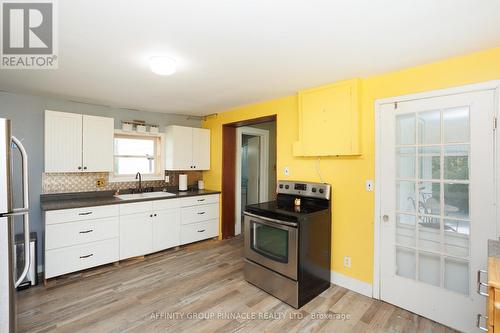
[
  {"xmin": 366, "ymin": 180, "xmax": 374, "ymax": 192},
  {"xmin": 284, "ymin": 167, "xmax": 290, "ymax": 176}
]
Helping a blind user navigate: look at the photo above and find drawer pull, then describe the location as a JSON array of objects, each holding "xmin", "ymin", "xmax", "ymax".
[
  {"xmin": 78, "ymin": 212, "xmax": 93, "ymax": 216},
  {"xmin": 197, "ymin": 229, "xmax": 206, "ymax": 233},
  {"xmin": 79, "ymin": 254, "xmax": 94, "ymax": 259},
  {"xmin": 476, "ymin": 314, "xmax": 488, "ymax": 332},
  {"xmin": 477, "ymin": 269, "xmax": 489, "ymax": 297},
  {"xmin": 197, "ymin": 199, "xmax": 205, "ymax": 202},
  {"xmin": 79, "ymin": 229, "xmax": 93, "ymax": 234},
  {"xmin": 197, "ymin": 212, "xmax": 206, "ymax": 215}
]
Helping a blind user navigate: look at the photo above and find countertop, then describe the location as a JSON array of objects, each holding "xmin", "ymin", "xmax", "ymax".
[
  {"xmin": 488, "ymin": 239, "xmax": 500, "ymax": 289},
  {"xmin": 40, "ymin": 189, "xmax": 221, "ymax": 211},
  {"xmin": 489, "ymin": 239, "xmax": 500, "ymax": 258}
]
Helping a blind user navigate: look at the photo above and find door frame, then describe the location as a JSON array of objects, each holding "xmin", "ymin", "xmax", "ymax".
[
  {"xmin": 221, "ymin": 115, "xmax": 277, "ymax": 239},
  {"xmin": 235, "ymin": 126, "xmax": 270, "ymax": 235},
  {"xmin": 373, "ymin": 80, "xmax": 500, "ymax": 299}
]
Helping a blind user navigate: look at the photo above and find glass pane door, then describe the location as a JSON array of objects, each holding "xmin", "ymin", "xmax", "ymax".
[{"xmin": 395, "ymin": 106, "xmax": 471, "ymax": 295}]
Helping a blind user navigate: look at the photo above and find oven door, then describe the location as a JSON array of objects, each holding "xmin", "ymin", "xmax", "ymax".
[{"xmin": 244, "ymin": 212, "xmax": 298, "ymax": 280}]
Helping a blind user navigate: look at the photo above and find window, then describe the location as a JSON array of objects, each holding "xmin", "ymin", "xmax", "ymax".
[{"xmin": 113, "ymin": 133, "xmax": 162, "ymax": 178}]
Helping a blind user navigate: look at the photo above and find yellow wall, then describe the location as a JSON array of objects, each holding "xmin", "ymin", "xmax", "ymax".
[{"xmin": 202, "ymin": 47, "xmax": 500, "ymax": 284}]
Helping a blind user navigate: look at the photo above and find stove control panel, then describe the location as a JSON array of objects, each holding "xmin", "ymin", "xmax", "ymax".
[{"xmin": 277, "ymin": 180, "xmax": 331, "ymax": 200}]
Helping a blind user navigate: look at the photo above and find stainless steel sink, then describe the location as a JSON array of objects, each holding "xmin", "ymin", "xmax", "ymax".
[{"xmin": 115, "ymin": 191, "xmax": 176, "ymax": 201}]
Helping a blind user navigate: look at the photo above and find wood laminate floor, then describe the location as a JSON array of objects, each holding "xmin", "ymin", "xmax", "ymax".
[{"xmin": 18, "ymin": 237, "xmax": 457, "ymax": 333}]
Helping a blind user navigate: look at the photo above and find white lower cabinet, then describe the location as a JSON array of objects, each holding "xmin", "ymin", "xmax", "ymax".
[
  {"xmin": 45, "ymin": 238, "xmax": 119, "ymax": 279},
  {"xmin": 119, "ymin": 199, "xmax": 181, "ymax": 259},
  {"xmin": 45, "ymin": 204, "xmax": 120, "ymax": 279},
  {"xmin": 45, "ymin": 217, "xmax": 119, "ymax": 250},
  {"xmin": 44, "ymin": 194, "xmax": 219, "ymax": 279},
  {"xmin": 119, "ymin": 211, "xmax": 154, "ymax": 260},
  {"xmin": 180, "ymin": 219, "xmax": 219, "ymax": 245},
  {"xmin": 179, "ymin": 194, "xmax": 220, "ymax": 245},
  {"xmin": 153, "ymin": 208, "xmax": 181, "ymax": 252}
]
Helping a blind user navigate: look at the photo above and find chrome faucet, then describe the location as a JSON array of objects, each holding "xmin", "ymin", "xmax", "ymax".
[{"xmin": 135, "ymin": 172, "xmax": 142, "ymax": 192}]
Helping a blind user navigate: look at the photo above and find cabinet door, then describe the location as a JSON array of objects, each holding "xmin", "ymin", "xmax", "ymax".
[
  {"xmin": 192, "ymin": 128, "xmax": 210, "ymax": 170},
  {"xmin": 119, "ymin": 212, "xmax": 153, "ymax": 259},
  {"xmin": 165, "ymin": 126, "xmax": 193, "ymax": 170},
  {"xmin": 152, "ymin": 208, "xmax": 181, "ymax": 252},
  {"xmin": 82, "ymin": 115, "xmax": 114, "ymax": 172},
  {"xmin": 294, "ymin": 79, "xmax": 360, "ymax": 156},
  {"xmin": 44, "ymin": 110, "xmax": 83, "ymax": 172}
]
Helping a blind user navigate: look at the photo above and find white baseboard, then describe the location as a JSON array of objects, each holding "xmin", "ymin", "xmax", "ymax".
[{"xmin": 331, "ymin": 271, "xmax": 373, "ymax": 298}]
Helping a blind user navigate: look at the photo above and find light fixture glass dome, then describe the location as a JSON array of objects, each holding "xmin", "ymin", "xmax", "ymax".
[{"xmin": 149, "ymin": 56, "xmax": 176, "ymax": 75}]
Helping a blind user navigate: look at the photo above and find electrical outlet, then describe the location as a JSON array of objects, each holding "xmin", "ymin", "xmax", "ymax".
[
  {"xmin": 366, "ymin": 180, "xmax": 374, "ymax": 192},
  {"xmin": 284, "ymin": 167, "xmax": 290, "ymax": 176},
  {"xmin": 96, "ymin": 178, "xmax": 106, "ymax": 188},
  {"xmin": 165, "ymin": 175, "xmax": 170, "ymax": 183},
  {"xmin": 343, "ymin": 256, "xmax": 351, "ymax": 268}
]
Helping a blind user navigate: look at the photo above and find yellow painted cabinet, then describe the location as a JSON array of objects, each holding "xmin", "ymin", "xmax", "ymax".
[{"xmin": 293, "ymin": 79, "xmax": 360, "ymax": 156}]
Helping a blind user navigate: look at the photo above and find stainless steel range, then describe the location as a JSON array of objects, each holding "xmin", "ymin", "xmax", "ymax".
[{"xmin": 243, "ymin": 180, "xmax": 331, "ymax": 308}]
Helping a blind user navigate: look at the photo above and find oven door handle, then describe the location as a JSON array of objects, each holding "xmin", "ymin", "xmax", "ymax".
[{"xmin": 244, "ymin": 212, "xmax": 298, "ymax": 228}]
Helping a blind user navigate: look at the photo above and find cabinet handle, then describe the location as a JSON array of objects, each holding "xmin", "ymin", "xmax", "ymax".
[
  {"xmin": 79, "ymin": 229, "xmax": 93, "ymax": 234},
  {"xmin": 79, "ymin": 254, "xmax": 94, "ymax": 259},
  {"xmin": 476, "ymin": 314, "xmax": 488, "ymax": 332},
  {"xmin": 197, "ymin": 212, "xmax": 206, "ymax": 215},
  {"xmin": 83, "ymin": 166, "xmax": 87, "ymax": 170},
  {"xmin": 150, "ymin": 214, "xmax": 153, "ymax": 218},
  {"xmin": 154, "ymin": 214, "xmax": 157, "ymax": 217},
  {"xmin": 78, "ymin": 212, "xmax": 93, "ymax": 216},
  {"xmin": 477, "ymin": 269, "xmax": 489, "ymax": 297},
  {"xmin": 197, "ymin": 199, "xmax": 205, "ymax": 202},
  {"xmin": 197, "ymin": 229, "xmax": 206, "ymax": 233},
  {"xmin": 78, "ymin": 166, "xmax": 82, "ymax": 170}
]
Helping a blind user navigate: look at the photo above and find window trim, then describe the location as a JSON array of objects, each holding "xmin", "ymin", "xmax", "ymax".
[{"xmin": 109, "ymin": 130, "xmax": 165, "ymax": 183}]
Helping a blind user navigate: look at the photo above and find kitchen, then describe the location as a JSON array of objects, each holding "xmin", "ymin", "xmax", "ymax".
[{"xmin": 1, "ymin": 1, "xmax": 500, "ymax": 333}]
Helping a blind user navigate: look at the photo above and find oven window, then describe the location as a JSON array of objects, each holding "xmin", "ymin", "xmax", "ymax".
[{"xmin": 250, "ymin": 222, "xmax": 289, "ymax": 263}]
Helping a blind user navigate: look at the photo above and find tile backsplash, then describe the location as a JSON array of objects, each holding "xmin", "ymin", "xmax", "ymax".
[{"xmin": 42, "ymin": 171, "xmax": 203, "ymax": 194}]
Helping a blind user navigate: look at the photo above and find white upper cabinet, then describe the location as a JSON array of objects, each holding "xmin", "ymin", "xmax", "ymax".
[
  {"xmin": 165, "ymin": 125, "xmax": 210, "ymax": 170},
  {"xmin": 44, "ymin": 110, "xmax": 114, "ymax": 173},
  {"xmin": 82, "ymin": 115, "xmax": 114, "ymax": 172},
  {"xmin": 192, "ymin": 128, "xmax": 210, "ymax": 170},
  {"xmin": 45, "ymin": 111, "xmax": 83, "ymax": 173}
]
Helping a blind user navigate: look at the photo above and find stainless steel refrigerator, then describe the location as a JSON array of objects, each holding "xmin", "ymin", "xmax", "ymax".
[{"xmin": 0, "ymin": 118, "xmax": 30, "ymax": 333}]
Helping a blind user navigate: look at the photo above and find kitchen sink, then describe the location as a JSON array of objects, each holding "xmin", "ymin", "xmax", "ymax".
[{"xmin": 115, "ymin": 191, "xmax": 176, "ymax": 201}]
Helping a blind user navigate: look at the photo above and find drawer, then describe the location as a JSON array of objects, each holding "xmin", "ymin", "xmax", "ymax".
[
  {"xmin": 179, "ymin": 194, "xmax": 219, "ymax": 207},
  {"xmin": 45, "ymin": 238, "xmax": 119, "ymax": 279},
  {"xmin": 45, "ymin": 205, "xmax": 119, "ymax": 225},
  {"xmin": 46, "ymin": 217, "xmax": 119, "ymax": 250},
  {"xmin": 152, "ymin": 198, "xmax": 181, "ymax": 211},
  {"xmin": 180, "ymin": 219, "xmax": 219, "ymax": 245},
  {"xmin": 119, "ymin": 201, "xmax": 153, "ymax": 215},
  {"xmin": 181, "ymin": 203, "xmax": 219, "ymax": 225}
]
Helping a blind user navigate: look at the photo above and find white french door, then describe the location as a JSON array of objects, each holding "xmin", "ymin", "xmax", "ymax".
[{"xmin": 379, "ymin": 89, "xmax": 497, "ymax": 333}]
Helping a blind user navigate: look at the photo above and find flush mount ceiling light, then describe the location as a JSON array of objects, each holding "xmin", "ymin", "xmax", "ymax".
[{"xmin": 149, "ymin": 56, "xmax": 177, "ymax": 75}]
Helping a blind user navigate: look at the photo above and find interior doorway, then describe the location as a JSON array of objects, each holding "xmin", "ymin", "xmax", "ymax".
[
  {"xmin": 235, "ymin": 126, "xmax": 273, "ymax": 235},
  {"xmin": 221, "ymin": 115, "xmax": 277, "ymax": 239}
]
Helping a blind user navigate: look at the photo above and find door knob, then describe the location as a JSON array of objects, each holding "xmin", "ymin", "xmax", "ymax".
[{"xmin": 382, "ymin": 215, "xmax": 389, "ymax": 222}]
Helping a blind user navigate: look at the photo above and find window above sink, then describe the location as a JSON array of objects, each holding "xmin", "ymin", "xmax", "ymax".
[{"xmin": 110, "ymin": 130, "xmax": 165, "ymax": 182}]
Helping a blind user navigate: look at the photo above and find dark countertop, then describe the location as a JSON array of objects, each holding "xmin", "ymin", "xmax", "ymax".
[
  {"xmin": 489, "ymin": 239, "xmax": 500, "ymax": 258},
  {"xmin": 40, "ymin": 189, "xmax": 221, "ymax": 211}
]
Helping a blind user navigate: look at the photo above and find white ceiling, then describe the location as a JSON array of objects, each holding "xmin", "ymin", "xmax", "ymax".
[{"xmin": 1, "ymin": 0, "xmax": 500, "ymax": 116}]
